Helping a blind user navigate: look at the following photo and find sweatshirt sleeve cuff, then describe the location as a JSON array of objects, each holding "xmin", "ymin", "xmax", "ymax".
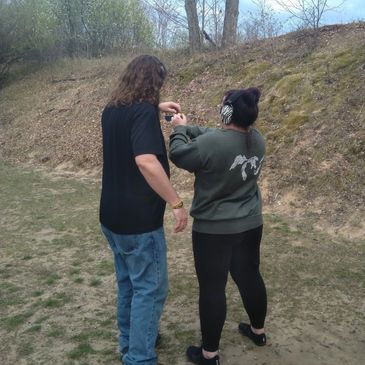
[{"xmin": 173, "ymin": 125, "xmax": 188, "ymax": 133}]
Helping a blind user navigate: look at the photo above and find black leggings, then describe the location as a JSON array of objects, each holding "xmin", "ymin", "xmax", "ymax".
[{"xmin": 192, "ymin": 225, "xmax": 267, "ymax": 352}]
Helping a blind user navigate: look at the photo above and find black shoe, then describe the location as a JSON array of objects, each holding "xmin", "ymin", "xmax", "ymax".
[
  {"xmin": 186, "ymin": 346, "xmax": 220, "ymax": 365},
  {"xmin": 238, "ymin": 323, "xmax": 266, "ymax": 346}
]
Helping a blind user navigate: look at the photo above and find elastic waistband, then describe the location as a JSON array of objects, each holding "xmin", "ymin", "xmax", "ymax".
[{"xmin": 192, "ymin": 215, "xmax": 263, "ymax": 234}]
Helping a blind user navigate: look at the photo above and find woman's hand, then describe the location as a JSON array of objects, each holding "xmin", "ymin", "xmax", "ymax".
[
  {"xmin": 159, "ymin": 101, "xmax": 181, "ymax": 114},
  {"xmin": 172, "ymin": 113, "xmax": 187, "ymax": 127}
]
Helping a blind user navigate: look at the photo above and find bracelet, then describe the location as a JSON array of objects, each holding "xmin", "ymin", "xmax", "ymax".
[{"xmin": 171, "ymin": 200, "xmax": 184, "ymax": 209}]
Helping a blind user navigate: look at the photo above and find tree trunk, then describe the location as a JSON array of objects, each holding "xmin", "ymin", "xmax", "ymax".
[
  {"xmin": 65, "ymin": 0, "xmax": 77, "ymax": 57},
  {"xmin": 222, "ymin": 0, "xmax": 239, "ymax": 48},
  {"xmin": 185, "ymin": 0, "xmax": 201, "ymax": 52}
]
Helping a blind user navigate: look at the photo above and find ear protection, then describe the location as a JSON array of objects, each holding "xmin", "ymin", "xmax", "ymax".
[{"xmin": 220, "ymin": 90, "xmax": 245, "ymax": 125}]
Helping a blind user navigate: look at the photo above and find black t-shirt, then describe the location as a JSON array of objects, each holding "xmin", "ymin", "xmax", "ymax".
[{"xmin": 99, "ymin": 102, "xmax": 169, "ymax": 234}]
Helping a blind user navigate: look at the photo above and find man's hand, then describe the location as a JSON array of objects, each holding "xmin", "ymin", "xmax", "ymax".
[
  {"xmin": 159, "ymin": 101, "xmax": 181, "ymax": 114},
  {"xmin": 172, "ymin": 207, "xmax": 188, "ymax": 233},
  {"xmin": 172, "ymin": 113, "xmax": 187, "ymax": 127},
  {"xmin": 135, "ymin": 153, "xmax": 188, "ymax": 233}
]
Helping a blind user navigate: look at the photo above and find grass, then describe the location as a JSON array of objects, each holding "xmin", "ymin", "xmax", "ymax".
[
  {"xmin": 2, "ymin": 311, "xmax": 34, "ymax": 331},
  {"xmin": 41, "ymin": 293, "xmax": 71, "ymax": 308},
  {"xmin": 46, "ymin": 324, "xmax": 66, "ymax": 338},
  {"xmin": 45, "ymin": 273, "xmax": 61, "ymax": 285},
  {"xmin": 18, "ymin": 342, "xmax": 35, "ymax": 357},
  {"xmin": 68, "ymin": 342, "xmax": 96, "ymax": 359},
  {"xmin": 0, "ymin": 160, "xmax": 364, "ymax": 365},
  {"xmin": 0, "ymin": 24, "xmax": 364, "ymax": 364},
  {"xmin": 73, "ymin": 277, "xmax": 85, "ymax": 284},
  {"xmin": 89, "ymin": 278, "xmax": 102, "ymax": 287}
]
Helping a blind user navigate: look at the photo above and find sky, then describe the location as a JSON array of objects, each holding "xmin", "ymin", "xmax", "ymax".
[{"xmin": 239, "ymin": 0, "xmax": 365, "ymax": 27}]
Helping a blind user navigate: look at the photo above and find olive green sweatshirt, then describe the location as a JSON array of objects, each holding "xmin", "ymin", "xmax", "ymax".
[{"xmin": 169, "ymin": 125, "xmax": 265, "ymax": 234}]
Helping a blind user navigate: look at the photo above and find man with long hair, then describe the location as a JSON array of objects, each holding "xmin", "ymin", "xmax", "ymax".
[{"xmin": 100, "ymin": 55, "xmax": 188, "ymax": 365}]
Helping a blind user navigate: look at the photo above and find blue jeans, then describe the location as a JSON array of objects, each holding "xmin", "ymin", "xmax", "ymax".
[{"xmin": 101, "ymin": 225, "xmax": 168, "ymax": 365}]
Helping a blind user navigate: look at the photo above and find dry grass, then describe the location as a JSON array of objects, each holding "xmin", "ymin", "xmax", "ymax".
[
  {"xmin": 1, "ymin": 25, "xmax": 364, "ymax": 235},
  {"xmin": 0, "ymin": 24, "xmax": 365, "ymax": 364},
  {"xmin": 0, "ymin": 157, "xmax": 364, "ymax": 365}
]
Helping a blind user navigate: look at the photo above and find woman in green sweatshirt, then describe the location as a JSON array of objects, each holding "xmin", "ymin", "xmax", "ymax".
[{"xmin": 169, "ymin": 88, "xmax": 267, "ymax": 365}]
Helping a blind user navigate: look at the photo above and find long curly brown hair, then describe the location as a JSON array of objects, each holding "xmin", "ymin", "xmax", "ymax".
[{"xmin": 108, "ymin": 55, "xmax": 167, "ymax": 107}]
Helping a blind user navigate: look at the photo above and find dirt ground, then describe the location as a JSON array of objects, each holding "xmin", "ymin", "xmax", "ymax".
[{"xmin": 0, "ymin": 161, "xmax": 364, "ymax": 365}]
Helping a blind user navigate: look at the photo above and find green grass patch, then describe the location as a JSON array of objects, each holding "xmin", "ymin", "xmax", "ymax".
[
  {"xmin": 51, "ymin": 236, "xmax": 75, "ymax": 247},
  {"xmin": 73, "ymin": 277, "xmax": 84, "ymax": 284},
  {"xmin": 331, "ymin": 48, "xmax": 363, "ymax": 72},
  {"xmin": 25, "ymin": 324, "xmax": 42, "ymax": 333},
  {"xmin": 46, "ymin": 324, "xmax": 66, "ymax": 338},
  {"xmin": 17, "ymin": 342, "xmax": 35, "ymax": 357},
  {"xmin": 274, "ymin": 73, "xmax": 304, "ymax": 96},
  {"xmin": 0, "ymin": 282, "xmax": 24, "ymax": 306},
  {"xmin": 89, "ymin": 277, "xmax": 102, "ymax": 287},
  {"xmin": 34, "ymin": 315, "xmax": 50, "ymax": 324},
  {"xmin": 97, "ymin": 260, "xmax": 114, "ymax": 276},
  {"xmin": 41, "ymin": 292, "xmax": 70, "ymax": 308},
  {"xmin": 73, "ymin": 328, "xmax": 115, "ymax": 342},
  {"xmin": 67, "ymin": 342, "xmax": 96, "ymax": 359},
  {"xmin": 69, "ymin": 267, "xmax": 81, "ymax": 275},
  {"xmin": 2, "ymin": 311, "xmax": 34, "ymax": 331},
  {"xmin": 45, "ymin": 273, "xmax": 61, "ymax": 285},
  {"xmin": 235, "ymin": 60, "xmax": 272, "ymax": 84}
]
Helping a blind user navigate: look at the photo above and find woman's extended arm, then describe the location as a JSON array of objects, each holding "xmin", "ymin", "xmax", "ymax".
[
  {"xmin": 169, "ymin": 114, "xmax": 203, "ymax": 172},
  {"xmin": 185, "ymin": 125, "xmax": 213, "ymax": 139}
]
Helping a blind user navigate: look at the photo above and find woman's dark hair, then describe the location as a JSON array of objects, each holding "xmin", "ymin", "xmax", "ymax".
[
  {"xmin": 108, "ymin": 55, "xmax": 167, "ymax": 107},
  {"xmin": 223, "ymin": 87, "xmax": 261, "ymax": 151},
  {"xmin": 224, "ymin": 87, "xmax": 261, "ymax": 129}
]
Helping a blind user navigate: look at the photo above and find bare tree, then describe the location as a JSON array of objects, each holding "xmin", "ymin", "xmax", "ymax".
[
  {"xmin": 145, "ymin": 0, "xmax": 236, "ymax": 50},
  {"xmin": 202, "ymin": 0, "xmax": 225, "ymax": 45},
  {"xmin": 274, "ymin": 0, "xmax": 345, "ymax": 29},
  {"xmin": 143, "ymin": 0, "xmax": 188, "ymax": 48},
  {"xmin": 240, "ymin": 0, "xmax": 282, "ymax": 41},
  {"xmin": 222, "ymin": 0, "xmax": 239, "ymax": 48},
  {"xmin": 185, "ymin": 0, "xmax": 202, "ymax": 52},
  {"xmin": 144, "ymin": 0, "xmax": 182, "ymax": 47}
]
